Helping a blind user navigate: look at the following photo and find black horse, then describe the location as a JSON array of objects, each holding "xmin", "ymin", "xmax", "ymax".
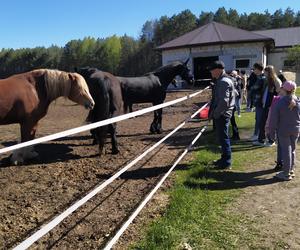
[
  {"xmin": 76, "ymin": 67, "xmax": 123, "ymax": 156},
  {"xmin": 117, "ymin": 60, "xmax": 191, "ymax": 133}
]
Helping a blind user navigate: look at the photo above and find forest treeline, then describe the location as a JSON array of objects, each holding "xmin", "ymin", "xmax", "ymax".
[{"xmin": 1, "ymin": 7, "xmax": 299, "ymax": 78}]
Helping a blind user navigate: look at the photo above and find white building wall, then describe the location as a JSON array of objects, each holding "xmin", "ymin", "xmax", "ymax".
[
  {"xmin": 267, "ymin": 49, "xmax": 287, "ymax": 72},
  {"xmin": 162, "ymin": 42, "xmax": 266, "ymax": 74}
]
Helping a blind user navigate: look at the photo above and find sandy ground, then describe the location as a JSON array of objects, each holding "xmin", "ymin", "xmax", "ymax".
[{"xmin": 0, "ymin": 89, "xmax": 209, "ymax": 249}]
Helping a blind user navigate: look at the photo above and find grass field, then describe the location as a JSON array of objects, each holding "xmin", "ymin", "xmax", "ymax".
[{"xmin": 130, "ymin": 107, "xmax": 283, "ymax": 249}]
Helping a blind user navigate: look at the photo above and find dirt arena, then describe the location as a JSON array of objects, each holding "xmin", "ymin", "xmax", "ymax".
[{"xmin": 0, "ymin": 89, "xmax": 210, "ymax": 249}]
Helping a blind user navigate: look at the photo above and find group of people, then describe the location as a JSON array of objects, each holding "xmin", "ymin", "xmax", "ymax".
[{"xmin": 207, "ymin": 60, "xmax": 300, "ymax": 181}]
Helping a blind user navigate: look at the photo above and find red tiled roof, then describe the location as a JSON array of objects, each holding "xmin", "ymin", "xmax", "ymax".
[{"xmin": 157, "ymin": 22, "xmax": 273, "ymax": 50}]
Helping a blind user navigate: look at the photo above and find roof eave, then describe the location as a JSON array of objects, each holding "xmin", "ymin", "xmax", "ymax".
[{"xmin": 156, "ymin": 38, "xmax": 274, "ymax": 51}]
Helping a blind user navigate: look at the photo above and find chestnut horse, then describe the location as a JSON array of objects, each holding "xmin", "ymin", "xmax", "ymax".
[{"xmin": 0, "ymin": 69, "xmax": 95, "ymax": 165}]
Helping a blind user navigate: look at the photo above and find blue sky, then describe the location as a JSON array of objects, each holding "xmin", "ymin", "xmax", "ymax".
[{"xmin": 1, "ymin": 0, "xmax": 299, "ymax": 49}]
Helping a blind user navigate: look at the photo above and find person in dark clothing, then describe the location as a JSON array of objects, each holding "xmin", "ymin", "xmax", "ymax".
[
  {"xmin": 254, "ymin": 65, "xmax": 282, "ymax": 146},
  {"xmin": 251, "ymin": 62, "xmax": 266, "ymax": 142},
  {"xmin": 278, "ymin": 70, "xmax": 287, "ymax": 83},
  {"xmin": 208, "ymin": 61, "xmax": 235, "ymax": 169},
  {"xmin": 229, "ymin": 70, "xmax": 240, "ymax": 140},
  {"xmin": 247, "ymin": 70, "xmax": 257, "ymax": 112}
]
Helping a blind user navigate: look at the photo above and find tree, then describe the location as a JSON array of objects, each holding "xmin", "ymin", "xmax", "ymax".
[
  {"xmin": 118, "ymin": 35, "xmax": 139, "ymax": 76},
  {"xmin": 294, "ymin": 11, "xmax": 300, "ymax": 26},
  {"xmin": 282, "ymin": 7, "xmax": 295, "ymax": 27},
  {"xmin": 272, "ymin": 9, "xmax": 284, "ymax": 28},
  {"xmin": 227, "ymin": 8, "xmax": 239, "ymax": 27},
  {"xmin": 198, "ymin": 11, "xmax": 214, "ymax": 26},
  {"xmin": 140, "ymin": 20, "xmax": 156, "ymax": 41},
  {"xmin": 238, "ymin": 13, "xmax": 249, "ymax": 30},
  {"xmin": 101, "ymin": 35, "xmax": 121, "ymax": 74},
  {"xmin": 287, "ymin": 45, "xmax": 300, "ymax": 69},
  {"xmin": 214, "ymin": 7, "xmax": 228, "ymax": 24}
]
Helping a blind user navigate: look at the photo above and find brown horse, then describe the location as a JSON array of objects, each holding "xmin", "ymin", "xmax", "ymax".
[{"xmin": 0, "ymin": 69, "xmax": 95, "ymax": 165}]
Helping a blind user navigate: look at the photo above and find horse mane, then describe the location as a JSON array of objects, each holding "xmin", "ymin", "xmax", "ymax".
[
  {"xmin": 32, "ymin": 69, "xmax": 72, "ymax": 101},
  {"xmin": 151, "ymin": 61, "xmax": 183, "ymax": 74}
]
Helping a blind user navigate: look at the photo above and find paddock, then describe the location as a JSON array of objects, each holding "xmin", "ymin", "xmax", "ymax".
[{"xmin": 0, "ymin": 88, "xmax": 210, "ymax": 249}]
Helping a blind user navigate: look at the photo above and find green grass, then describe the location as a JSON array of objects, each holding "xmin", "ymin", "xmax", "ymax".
[{"xmin": 131, "ymin": 109, "xmax": 276, "ymax": 249}]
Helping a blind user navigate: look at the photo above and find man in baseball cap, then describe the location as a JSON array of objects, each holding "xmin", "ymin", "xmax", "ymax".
[
  {"xmin": 208, "ymin": 60, "xmax": 235, "ymax": 169},
  {"xmin": 207, "ymin": 60, "xmax": 225, "ymax": 71}
]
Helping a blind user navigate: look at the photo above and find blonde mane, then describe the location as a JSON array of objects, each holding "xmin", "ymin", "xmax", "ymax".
[
  {"xmin": 32, "ymin": 69, "xmax": 72, "ymax": 101},
  {"xmin": 45, "ymin": 69, "xmax": 72, "ymax": 100}
]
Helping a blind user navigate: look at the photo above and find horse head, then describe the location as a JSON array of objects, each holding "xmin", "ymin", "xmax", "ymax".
[
  {"xmin": 178, "ymin": 60, "xmax": 193, "ymax": 84},
  {"xmin": 68, "ymin": 72, "xmax": 95, "ymax": 110}
]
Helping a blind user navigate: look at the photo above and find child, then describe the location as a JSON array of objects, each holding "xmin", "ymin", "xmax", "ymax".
[
  {"xmin": 269, "ymin": 81, "xmax": 300, "ymax": 181},
  {"xmin": 265, "ymin": 93, "xmax": 282, "ymax": 170}
]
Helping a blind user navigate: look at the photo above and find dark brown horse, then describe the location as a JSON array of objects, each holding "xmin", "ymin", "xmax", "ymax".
[
  {"xmin": 117, "ymin": 60, "xmax": 191, "ymax": 133},
  {"xmin": 76, "ymin": 67, "xmax": 123, "ymax": 156},
  {"xmin": 0, "ymin": 69, "xmax": 95, "ymax": 165}
]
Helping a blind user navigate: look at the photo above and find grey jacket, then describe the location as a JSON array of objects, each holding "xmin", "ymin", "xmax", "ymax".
[
  {"xmin": 269, "ymin": 95, "xmax": 300, "ymax": 139},
  {"xmin": 209, "ymin": 73, "xmax": 235, "ymax": 119}
]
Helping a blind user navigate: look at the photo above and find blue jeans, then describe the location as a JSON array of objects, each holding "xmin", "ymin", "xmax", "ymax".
[
  {"xmin": 254, "ymin": 106, "xmax": 263, "ymax": 136},
  {"xmin": 235, "ymin": 97, "xmax": 241, "ymax": 115},
  {"xmin": 215, "ymin": 116, "xmax": 232, "ymax": 166}
]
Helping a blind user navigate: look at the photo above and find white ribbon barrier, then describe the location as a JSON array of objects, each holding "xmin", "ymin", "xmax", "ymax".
[
  {"xmin": 104, "ymin": 125, "xmax": 208, "ymax": 250},
  {"xmin": 13, "ymin": 102, "xmax": 209, "ymax": 250},
  {"xmin": 1, "ymin": 87, "xmax": 209, "ymax": 155}
]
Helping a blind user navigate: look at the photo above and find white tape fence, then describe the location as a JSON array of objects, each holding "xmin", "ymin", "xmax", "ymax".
[
  {"xmin": 11, "ymin": 88, "xmax": 210, "ymax": 249},
  {"xmin": 13, "ymin": 102, "xmax": 209, "ymax": 250},
  {"xmin": 0, "ymin": 86, "xmax": 209, "ymax": 155},
  {"xmin": 104, "ymin": 125, "xmax": 208, "ymax": 250}
]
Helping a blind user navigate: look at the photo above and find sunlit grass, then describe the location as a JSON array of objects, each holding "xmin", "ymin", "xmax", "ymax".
[{"xmin": 131, "ymin": 107, "xmax": 276, "ymax": 249}]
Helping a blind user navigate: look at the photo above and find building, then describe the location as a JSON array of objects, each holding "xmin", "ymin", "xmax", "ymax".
[
  {"xmin": 253, "ymin": 26, "xmax": 300, "ymax": 72},
  {"xmin": 157, "ymin": 22, "xmax": 300, "ymax": 80}
]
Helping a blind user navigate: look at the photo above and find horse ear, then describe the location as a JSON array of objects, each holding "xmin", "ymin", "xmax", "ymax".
[
  {"xmin": 68, "ymin": 73, "xmax": 76, "ymax": 82},
  {"xmin": 184, "ymin": 58, "xmax": 189, "ymax": 65}
]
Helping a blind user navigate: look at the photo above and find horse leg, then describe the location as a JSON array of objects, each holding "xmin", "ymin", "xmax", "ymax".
[
  {"xmin": 109, "ymin": 123, "xmax": 119, "ymax": 154},
  {"xmin": 156, "ymin": 108, "xmax": 163, "ymax": 134},
  {"xmin": 95, "ymin": 126, "xmax": 108, "ymax": 156},
  {"xmin": 11, "ymin": 121, "xmax": 39, "ymax": 165},
  {"xmin": 150, "ymin": 110, "xmax": 158, "ymax": 134},
  {"xmin": 90, "ymin": 128, "xmax": 98, "ymax": 145}
]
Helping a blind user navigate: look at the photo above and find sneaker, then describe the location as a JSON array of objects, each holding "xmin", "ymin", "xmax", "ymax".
[
  {"xmin": 237, "ymin": 114, "xmax": 241, "ymax": 117},
  {"xmin": 216, "ymin": 164, "xmax": 232, "ymax": 170},
  {"xmin": 275, "ymin": 171, "xmax": 293, "ymax": 181},
  {"xmin": 250, "ymin": 135, "xmax": 258, "ymax": 141},
  {"xmin": 253, "ymin": 141, "xmax": 264, "ymax": 146},
  {"xmin": 290, "ymin": 170, "xmax": 295, "ymax": 178},
  {"xmin": 264, "ymin": 142, "xmax": 276, "ymax": 147}
]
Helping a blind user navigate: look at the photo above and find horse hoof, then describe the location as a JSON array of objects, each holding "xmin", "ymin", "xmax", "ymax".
[
  {"xmin": 11, "ymin": 159, "xmax": 24, "ymax": 166},
  {"xmin": 112, "ymin": 149, "xmax": 119, "ymax": 154},
  {"xmin": 150, "ymin": 127, "xmax": 156, "ymax": 134}
]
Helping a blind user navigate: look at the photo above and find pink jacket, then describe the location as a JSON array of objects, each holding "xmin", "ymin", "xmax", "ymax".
[{"xmin": 265, "ymin": 96, "xmax": 281, "ymax": 134}]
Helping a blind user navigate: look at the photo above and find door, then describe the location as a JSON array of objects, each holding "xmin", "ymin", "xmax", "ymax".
[{"xmin": 193, "ymin": 56, "xmax": 219, "ymax": 80}]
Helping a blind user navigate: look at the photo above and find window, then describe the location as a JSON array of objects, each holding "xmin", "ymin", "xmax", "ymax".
[{"xmin": 235, "ymin": 59, "xmax": 250, "ymax": 68}]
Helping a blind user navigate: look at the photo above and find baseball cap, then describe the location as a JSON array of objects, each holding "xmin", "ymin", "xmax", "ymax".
[
  {"xmin": 207, "ymin": 60, "xmax": 225, "ymax": 71},
  {"xmin": 282, "ymin": 80, "xmax": 297, "ymax": 92}
]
